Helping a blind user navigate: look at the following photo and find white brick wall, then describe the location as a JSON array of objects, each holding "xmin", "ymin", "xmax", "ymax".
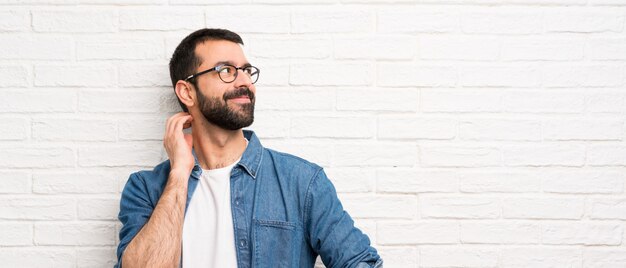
[{"xmin": 1, "ymin": 1, "xmax": 626, "ymax": 267}]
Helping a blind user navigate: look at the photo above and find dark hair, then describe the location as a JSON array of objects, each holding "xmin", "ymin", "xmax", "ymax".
[{"xmin": 169, "ymin": 28, "xmax": 244, "ymax": 112}]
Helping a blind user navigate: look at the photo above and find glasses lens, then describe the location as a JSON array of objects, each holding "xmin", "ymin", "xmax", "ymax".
[
  {"xmin": 244, "ymin": 66, "xmax": 260, "ymax": 84},
  {"xmin": 217, "ymin": 65, "xmax": 237, "ymax": 83}
]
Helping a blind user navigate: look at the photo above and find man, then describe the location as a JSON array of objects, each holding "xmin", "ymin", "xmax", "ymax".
[{"xmin": 115, "ymin": 28, "xmax": 382, "ymax": 268}]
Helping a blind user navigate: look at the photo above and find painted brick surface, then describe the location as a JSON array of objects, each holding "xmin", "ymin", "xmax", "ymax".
[{"xmin": 2, "ymin": 1, "xmax": 626, "ymax": 267}]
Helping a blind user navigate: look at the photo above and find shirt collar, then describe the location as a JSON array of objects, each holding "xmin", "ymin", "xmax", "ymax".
[{"xmin": 190, "ymin": 130, "xmax": 263, "ymax": 179}]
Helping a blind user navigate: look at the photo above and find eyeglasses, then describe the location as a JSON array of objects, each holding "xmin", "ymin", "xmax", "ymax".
[{"xmin": 185, "ymin": 64, "xmax": 260, "ymax": 84}]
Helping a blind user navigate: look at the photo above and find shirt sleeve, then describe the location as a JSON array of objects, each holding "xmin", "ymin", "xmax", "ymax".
[
  {"xmin": 304, "ymin": 168, "xmax": 383, "ymax": 268},
  {"xmin": 115, "ymin": 172, "xmax": 154, "ymax": 268}
]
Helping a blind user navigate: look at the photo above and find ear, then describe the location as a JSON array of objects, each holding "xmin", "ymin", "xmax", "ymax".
[{"xmin": 175, "ymin": 80, "xmax": 196, "ymax": 109}]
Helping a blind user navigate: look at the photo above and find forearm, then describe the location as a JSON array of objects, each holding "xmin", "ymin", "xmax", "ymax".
[{"xmin": 121, "ymin": 169, "xmax": 189, "ymax": 268}]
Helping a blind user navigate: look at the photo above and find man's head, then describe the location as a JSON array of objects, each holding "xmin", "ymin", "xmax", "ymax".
[{"xmin": 169, "ymin": 28, "xmax": 257, "ymax": 130}]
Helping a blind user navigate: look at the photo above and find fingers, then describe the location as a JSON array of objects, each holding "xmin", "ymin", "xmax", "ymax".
[{"xmin": 164, "ymin": 112, "xmax": 193, "ymax": 141}]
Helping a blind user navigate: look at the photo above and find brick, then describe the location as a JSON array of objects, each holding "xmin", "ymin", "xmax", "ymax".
[
  {"xmin": 378, "ymin": 116, "xmax": 456, "ymax": 140},
  {"xmin": 378, "ymin": 9, "xmax": 458, "ymax": 33},
  {"xmin": 0, "ymin": 10, "xmax": 29, "ymax": 31},
  {"xmin": 253, "ymin": 140, "xmax": 333, "ymax": 167},
  {"xmin": 77, "ymin": 248, "xmax": 117, "ymax": 268},
  {"xmin": 421, "ymin": 196, "xmax": 500, "ymax": 219},
  {"xmin": 120, "ymin": 8, "xmax": 204, "ymax": 30},
  {"xmin": 461, "ymin": 10, "xmax": 542, "ymax": 34},
  {"xmin": 0, "ymin": 35, "xmax": 73, "ymax": 60},
  {"xmin": 247, "ymin": 112, "xmax": 289, "ymax": 139},
  {"xmin": 341, "ymin": 195, "xmax": 417, "ymax": 219},
  {"xmin": 590, "ymin": 0, "xmax": 626, "ymax": 4},
  {"xmin": 290, "ymin": 62, "xmax": 373, "ymax": 86},
  {"xmin": 0, "ymin": 89, "xmax": 76, "ymax": 113},
  {"xmin": 325, "ymin": 168, "xmax": 375, "ymax": 193},
  {"xmin": 0, "ymin": 223, "xmax": 32, "ymax": 246},
  {"xmin": 79, "ymin": 143, "xmax": 163, "ymax": 167},
  {"xmin": 119, "ymin": 63, "xmax": 170, "ymax": 87},
  {"xmin": 377, "ymin": 169, "xmax": 457, "ymax": 193},
  {"xmin": 33, "ymin": 171, "xmax": 119, "ymax": 194},
  {"xmin": 418, "ymin": 35, "xmax": 499, "ymax": 60},
  {"xmin": 376, "ymin": 247, "xmax": 418, "ymax": 268},
  {"xmin": 378, "ymin": 64, "xmax": 456, "ymax": 87},
  {"xmin": 256, "ymin": 87, "xmax": 333, "ymax": 111},
  {"xmin": 35, "ymin": 223, "xmax": 116, "ymax": 246},
  {"xmin": 588, "ymin": 38, "xmax": 626, "ymax": 60},
  {"xmin": 0, "ymin": 197, "xmax": 75, "ymax": 220},
  {"xmin": 118, "ymin": 116, "xmax": 165, "ymax": 141},
  {"xmin": 78, "ymin": 38, "xmax": 163, "ymax": 60},
  {"xmin": 79, "ymin": 89, "xmax": 165, "ymax": 113},
  {"xmin": 250, "ymin": 61, "xmax": 289, "ymax": 87},
  {"xmin": 33, "ymin": 117, "xmax": 117, "ymax": 141},
  {"xmin": 206, "ymin": 7, "xmax": 289, "ymax": 33},
  {"xmin": 33, "ymin": 10, "xmax": 117, "ymax": 32},
  {"xmin": 378, "ymin": 221, "xmax": 458, "ymax": 244},
  {"xmin": 1, "ymin": 0, "xmax": 75, "ymax": 3},
  {"xmin": 420, "ymin": 146, "xmax": 500, "ymax": 167},
  {"xmin": 543, "ymin": 223, "xmax": 622, "ymax": 245},
  {"xmin": 0, "ymin": 249, "xmax": 75, "ymax": 268},
  {"xmin": 588, "ymin": 145, "xmax": 626, "ymax": 166},
  {"xmin": 460, "ymin": 119, "xmax": 541, "ymax": 141},
  {"xmin": 501, "ymin": 248, "xmax": 581, "ymax": 268},
  {"xmin": 0, "ymin": 117, "xmax": 29, "ymax": 140},
  {"xmin": 420, "ymin": 246, "xmax": 498, "ymax": 267},
  {"xmin": 503, "ymin": 197, "xmax": 584, "ymax": 219},
  {"xmin": 78, "ymin": 198, "xmax": 119, "ymax": 220},
  {"xmin": 0, "ymin": 146, "xmax": 75, "ymax": 168},
  {"xmin": 35, "ymin": 65, "xmax": 116, "ymax": 87},
  {"xmin": 292, "ymin": 10, "xmax": 373, "ymax": 33},
  {"xmin": 542, "ymin": 64, "xmax": 624, "ymax": 87},
  {"xmin": 0, "ymin": 171, "xmax": 30, "ymax": 193},
  {"xmin": 503, "ymin": 145, "xmax": 585, "ymax": 167},
  {"xmin": 81, "ymin": 0, "xmax": 165, "ymax": 3},
  {"xmin": 334, "ymin": 35, "xmax": 416, "ymax": 60},
  {"xmin": 337, "ymin": 88, "xmax": 418, "ymax": 112},
  {"xmin": 461, "ymin": 221, "xmax": 540, "ymax": 244},
  {"xmin": 587, "ymin": 91, "xmax": 626, "ymax": 113},
  {"xmin": 417, "ymin": 0, "xmax": 584, "ymax": 3},
  {"xmin": 544, "ymin": 9, "xmax": 623, "ymax": 33},
  {"xmin": 250, "ymin": 37, "xmax": 331, "ymax": 59},
  {"xmin": 460, "ymin": 171, "xmax": 541, "ymax": 193},
  {"xmin": 459, "ymin": 65, "xmax": 540, "ymax": 87},
  {"xmin": 501, "ymin": 38, "xmax": 585, "ymax": 61},
  {"xmin": 584, "ymin": 249, "xmax": 626, "ymax": 268},
  {"xmin": 291, "ymin": 116, "xmax": 375, "ymax": 138},
  {"xmin": 334, "ymin": 143, "xmax": 417, "ymax": 167},
  {"xmin": 503, "ymin": 90, "xmax": 584, "ymax": 113},
  {"xmin": 590, "ymin": 198, "xmax": 626, "ymax": 219},
  {"xmin": 0, "ymin": 65, "xmax": 29, "ymax": 87},
  {"xmin": 544, "ymin": 119, "xmax": 623, "ymax": 141},
  {"xmin": 421, "ymin": 89, "xmax": 501, "ymax": 113}
]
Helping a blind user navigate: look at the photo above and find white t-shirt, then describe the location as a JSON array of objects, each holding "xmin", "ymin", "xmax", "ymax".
[{"xmin": 182, "ymin": 154, "xmax": 242, "ymax": 267}]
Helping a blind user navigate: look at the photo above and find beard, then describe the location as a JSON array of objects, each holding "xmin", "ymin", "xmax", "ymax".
[{"xmin": 196, "ymin": 86, "xmax": 255, "ymax": 131}]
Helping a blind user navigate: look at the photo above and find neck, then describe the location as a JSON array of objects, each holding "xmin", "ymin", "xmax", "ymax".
[{"xmin": 191, "ymin": 118, "xmax": 247, "ymax": 170}]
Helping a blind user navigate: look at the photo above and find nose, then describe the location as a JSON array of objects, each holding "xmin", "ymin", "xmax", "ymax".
[{"xmin": 232, "ymin": 68, "xmax": 253, "ymax": 88}]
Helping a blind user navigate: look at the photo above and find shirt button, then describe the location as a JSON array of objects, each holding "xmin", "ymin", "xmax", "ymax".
[
  {"xmin": 235, "ymin": 200, "xmax": 240, "ymax": 205},
  {"xmin": 239, "ymin": 239, "xmax": 247, "ymax": 247}
]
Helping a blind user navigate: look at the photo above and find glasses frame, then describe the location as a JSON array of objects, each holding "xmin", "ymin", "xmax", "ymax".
[{"xmin": 184, "ymin": 64, "xmax": 260, "ymax": 84}]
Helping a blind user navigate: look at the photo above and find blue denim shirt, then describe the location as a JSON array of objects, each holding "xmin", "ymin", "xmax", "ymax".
[{"xmin": 116, "ymin": 130, "xmax": 382, "ymax": 268}]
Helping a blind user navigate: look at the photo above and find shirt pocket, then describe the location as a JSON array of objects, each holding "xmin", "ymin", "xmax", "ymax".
[{"xmin": 253, "ymin": 219, "xmax": 301, "ymax": 268}]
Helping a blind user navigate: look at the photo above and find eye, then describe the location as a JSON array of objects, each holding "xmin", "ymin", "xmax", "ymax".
[{"xmin": 218, "ymin": 65, "xmax": 235, "ymax": 75}]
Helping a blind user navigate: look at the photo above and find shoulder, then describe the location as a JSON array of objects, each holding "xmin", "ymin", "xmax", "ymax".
[
  {"xmin": 124, "ymin": 159, "xmax": 171, "ymax": 192},
  {"xmin": 264, "ymin": 147, "xmax": 323, "ymax": 175}
]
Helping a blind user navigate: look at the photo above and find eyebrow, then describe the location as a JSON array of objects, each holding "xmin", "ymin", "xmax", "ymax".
[{"xmin": 213, "ymin": 61, "xmax": 252, "ymax": 68}]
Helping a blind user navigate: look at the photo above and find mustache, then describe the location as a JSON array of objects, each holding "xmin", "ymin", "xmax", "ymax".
[{"xmin": 223, "ymin": 87, "xmax": 254, "ymax": 101}]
